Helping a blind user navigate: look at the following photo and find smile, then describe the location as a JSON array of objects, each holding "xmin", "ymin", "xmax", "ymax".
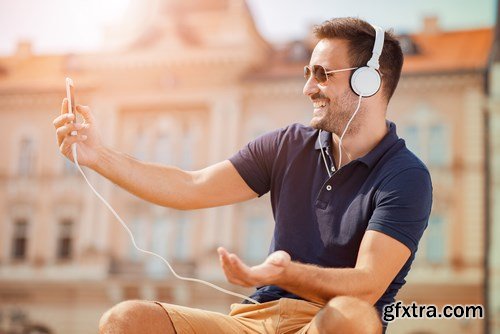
[{"xmin": 313, "ymin": 100, "xmax": 328, "ymax": 108}]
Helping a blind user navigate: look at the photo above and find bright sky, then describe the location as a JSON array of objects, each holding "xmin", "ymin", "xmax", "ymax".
[{"xmin": 0, "ymin": 0, "xmax": 496, "ymax": 56}]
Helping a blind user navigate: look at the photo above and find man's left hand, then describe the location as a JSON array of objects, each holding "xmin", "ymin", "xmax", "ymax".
[{"xmin": 217, "ymin": 247, "xmax": 291, "ymax": 287}]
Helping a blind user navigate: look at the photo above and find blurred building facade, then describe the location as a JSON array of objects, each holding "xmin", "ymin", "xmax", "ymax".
[
  {"xmin": 0, "ymin": 1, "xmax": 494, "ymax": 333},
  {"xmin": 388, "ymin": 18, "xmax": 492, "ymax": 333},
  {"xmin": 488, "ymin": 3, "xmax": 500, "ymax": 333}
]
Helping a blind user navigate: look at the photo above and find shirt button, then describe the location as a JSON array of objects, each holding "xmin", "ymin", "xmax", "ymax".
[
  {"xmin": 326, "ymin": 185, "xmax": 332, "ymax": 191},
  {"xmin": 331, "ymin": 166, "xmax": 335, "ymax": 172}
]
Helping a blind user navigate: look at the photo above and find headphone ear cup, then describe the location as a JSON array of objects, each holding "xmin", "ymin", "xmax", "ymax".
[{"xmin": 350, "ymin": 67, "xmax": 381, "ymax": 97}]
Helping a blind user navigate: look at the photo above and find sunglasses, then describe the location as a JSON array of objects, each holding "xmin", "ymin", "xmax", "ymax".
[{"xmin": 304, "ymin": 65, "xmax": 359, "ymax": 84}]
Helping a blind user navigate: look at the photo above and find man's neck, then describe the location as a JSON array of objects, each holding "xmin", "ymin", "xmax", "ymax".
[{"xmin": 332, "ymin": 119, "xmax": 388, "ymax": 169}]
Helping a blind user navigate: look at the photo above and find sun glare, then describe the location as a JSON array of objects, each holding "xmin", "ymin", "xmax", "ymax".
[
  {"xmin": 0, "ymin": 0, "xmax": 133, "ymax": 55},
  {"xmin": 79, "ymin": 0, "xmax": 132, "ymax": 25}
]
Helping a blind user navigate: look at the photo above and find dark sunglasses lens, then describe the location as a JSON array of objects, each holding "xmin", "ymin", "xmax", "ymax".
[
  {"xmin": 304, "ymin": 66, "xmax": 311, "ymax": 79},
  {"xmin": 313, "ymin": 65, "xmax": 327, "ymax": 83}
]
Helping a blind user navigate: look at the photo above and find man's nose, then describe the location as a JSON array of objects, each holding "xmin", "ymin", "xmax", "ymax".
[{"xmin": 303, "ymin": 76, "xmax": 320, "ymax": 97}]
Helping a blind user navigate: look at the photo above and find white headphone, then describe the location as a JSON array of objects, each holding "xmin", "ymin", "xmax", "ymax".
[{"xmin": 350, "ymin": 24, "xmax": 385, "ymax": 97}]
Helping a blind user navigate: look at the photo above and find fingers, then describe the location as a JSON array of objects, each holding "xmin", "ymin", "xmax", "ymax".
[
  {"xmin": 54, "ymin": 101, "xmax": 94, "ymax": 128},
  {"xmin": 56, "ymin": 123, "xmax": 85, "ymax": 146},
  {"xmin": 56, "ymin": 122, "xmax": 84, "ymax": 137},
  {"xmin": 60, "ymin": 98, "xmax": 68, "ymax": 115},
  {"xmin": 59, "ymin": 134, "xmax": 87, "ymax": 158},
  {"xmin": 227, "ymin": 254, "xmax": 257, "ymax": 287},
  {"xmin": 54, "ymin": 98, "xmax": 74, "ymax": 129},
  {"xmin": 60, "ymin": 133, "xmax": 88, "ymax": 147},
  {"xmin": 53, "ymin": 112, "xmax": 75, "ymax": 129},
  {"xmin": 217, "ymin": 247, "xmax": 251, "ymax": 286},
  {"xmin": 228, "ymin": 253, "xmax": 251, "ymax": 278},
  {"xmin": 76, "ymin": 105, "xmax": 95, "ymax": 124},
  {"xmin": 218, "ymin": 248, "xmax": 242, "ymax": 284}
]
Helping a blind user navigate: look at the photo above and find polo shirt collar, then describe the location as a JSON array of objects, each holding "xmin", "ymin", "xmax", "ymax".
[
  {"xmin": 314, "ymin": 129, "xmax": 332, "ymax": 151},
  {"xmin": 357, "ymin": 121, "xmax": 399, "ymax": 168},
  {"xmin": 313, "ymin": 121, "xmax": 399, "ymax": 169}
]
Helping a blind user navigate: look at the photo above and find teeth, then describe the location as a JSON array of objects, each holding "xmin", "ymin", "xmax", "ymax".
[{"xmin": 313, "ymin": 101, "xmax": 327, "ymax": 108}]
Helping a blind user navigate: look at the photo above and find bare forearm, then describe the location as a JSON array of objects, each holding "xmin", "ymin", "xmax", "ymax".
[
  {"xmin": 276, "ymin": 262, "xmax": 377, "ymax": 305},
  {"xmin": 55, "ymin": 103, "xmax": 256, "ymax": 209},
  {"xmin": 219, "ymin": 233, "xmax": 409, "ymax": 308},
  {"xmin": 92, "ymin": 146, "xmax": 195, "ymax": 209}
]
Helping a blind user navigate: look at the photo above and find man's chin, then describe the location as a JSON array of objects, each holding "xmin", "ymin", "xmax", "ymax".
[
  {"xmin": 310, "ymin": 118, "xmax": 339, "ymax": 135},
  {"xmin": 310, "ymin": 117, "xmax": 323, "ymax": 130}
]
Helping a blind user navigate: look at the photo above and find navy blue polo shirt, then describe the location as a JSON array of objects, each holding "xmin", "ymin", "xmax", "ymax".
[{"xmin": 228, "ymin": 121, "xmax": 433, "ymax": 315}]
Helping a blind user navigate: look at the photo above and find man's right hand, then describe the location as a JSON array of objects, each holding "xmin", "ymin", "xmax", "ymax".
[
  {"xmin": 53, "ymin": 98, "xmax": 103, "ymax": 168},
  {"xmin": 52, "ymin": 98, "xmax": 257, "ymax": 209}
]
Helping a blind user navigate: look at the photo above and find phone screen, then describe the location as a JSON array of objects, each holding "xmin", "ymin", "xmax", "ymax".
[
  {"xmin": 65, "ymin": 77, "xmax": 76, "ymax": 116},
  {"xmin": 65, "ymin": 78, "xmax": 78, "ymax": 138}
]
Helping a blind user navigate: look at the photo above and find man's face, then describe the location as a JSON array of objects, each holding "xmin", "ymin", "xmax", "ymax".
[{"xmin": 303, "ymin": 38, "xmax": 364, "ymax": 136}]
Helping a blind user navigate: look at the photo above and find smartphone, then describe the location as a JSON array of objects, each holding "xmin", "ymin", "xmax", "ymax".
[{"xmin": 65, "ymin": 77, "xmax": 77, "ymax": 136}]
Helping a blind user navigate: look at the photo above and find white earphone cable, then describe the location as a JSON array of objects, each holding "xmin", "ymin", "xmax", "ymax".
[
  {"xmin": 70, "ymin": 144, "xmax": 260, "ymax": 305},
  {"xmin": 337, "ymin": 95, "xmax": 363, "ymax": 169},
  {"xmin": 318, "ymin": 130, "xmax": 332, "ymax": 178},
  {"xmin": 318, "ymin": 95, "xmax": 363, "ymax": 175}
]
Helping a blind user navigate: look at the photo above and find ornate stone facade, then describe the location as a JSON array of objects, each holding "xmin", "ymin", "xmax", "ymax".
[{"xmin": 0, "ymin": 1, "xmax": 493, "ymax": 333}]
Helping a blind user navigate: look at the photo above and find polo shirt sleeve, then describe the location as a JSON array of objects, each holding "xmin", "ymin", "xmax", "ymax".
[
  {"xmin": 367, "ymin": 167, "xmax": 433, "ymax": 254},
  {"xmin": 228, "ymin": 128, "xmax": 285, "ymax": 197}
]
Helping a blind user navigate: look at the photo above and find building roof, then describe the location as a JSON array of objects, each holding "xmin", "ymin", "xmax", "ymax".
[
  {"xmin": 0, "ymin": 22, "xmax": 493, "ymax": 87},
  {"xmin": 246, "ymin": 26, "xmax": 494, "ymax": 81},
  {"xmin": 0, "ymin": 52, "xmax": 67, "ymax": 91},
  {"xmin": 403, "ymin": 27, "xmax": 493, "ymax": 74}
]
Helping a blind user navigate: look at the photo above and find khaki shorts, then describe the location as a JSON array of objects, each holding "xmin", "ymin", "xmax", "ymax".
[{"xmin": 154, "ymin": 298, "xmax": 324, "ymax": 334}]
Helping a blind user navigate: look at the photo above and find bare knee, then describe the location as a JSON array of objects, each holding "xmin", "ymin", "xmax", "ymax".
[
  {"xmin": 315, "ymin": 296, "xmax": 382, "ymax": 334},
  {"xmin": 99, "ymin": 300, "xmax": 147, "ymax": 333},
  {"xmin": 99, "ymin": 300, "xmax": 175, "ymax": 334}
]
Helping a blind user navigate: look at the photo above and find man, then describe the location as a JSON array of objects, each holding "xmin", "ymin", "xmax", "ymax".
[{"xmin": 53, "ymin": 17, "xmax": 432, "ymax": 333}]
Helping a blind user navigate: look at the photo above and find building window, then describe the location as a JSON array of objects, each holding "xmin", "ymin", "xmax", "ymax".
[
  {"xmin": 403, "ymin": 125, "xmax": 421, "ymax": 157},
  {"xmin": 57, "ymin": 219, "xmax": 73, "ymax": 260},
  {"xmin": 403, "ymin": 104, "xmax": 451, "ymax": 167},
  {"xmin": 398, "ymin": 35, "xmax": 420, "ymax": 55},
  {"xmin": 129, "ymin": 214, "xmax": 147, "ymax": 262},
  {"xmin": 154, "ymin": 132, "xmax": 172, "ymax": 165},
  {"xmin": 18, "ymin": 138, "xmax": 34, "ymax": 176},
  {"xmin": 12, "ymin": 219, "xmax": 28, "ymax": 260},
  {"xmin": 425, "ymin": 214, "xmax": 446, "ymax": 264},
  {"xmin": 244, "ymin": 216, "xmax": 269, "ymax": 263},
  {"xmin": 146, "ymin": 217, "xmax": 172, "ymax": 277},
  {"xmin": 174, "ymin": 213, "xmax": 191, "ymax": 261},
  {"xmin": 7, "ymin": 309, "xmax": 28, "ymax": 331},
  {"xmin": 180, "ymin": 129, "xmax": 194, "ymax": 170},
  {"xmin": 123, "ymin": 286, "xmax": 140, "ymax": 300},
  {"xmin": 428, "ymin": 124, "xmax": 448, "ymax": 166},
  {"xmin": 134, "ymin": 129, "xmax": 148, "ymax": 161},
  {"xmin": 403, "ymin": 123, "xmax": 450, "ymax": 167}
]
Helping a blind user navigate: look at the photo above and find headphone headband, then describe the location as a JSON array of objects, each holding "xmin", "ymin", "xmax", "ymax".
[
  {"xmin": 366, "ymin": 25, "xmax": 385, "ymax": 70},
  {"xmin": 349, "ymin": 23, "xmax": 385, "ymax": 97}
]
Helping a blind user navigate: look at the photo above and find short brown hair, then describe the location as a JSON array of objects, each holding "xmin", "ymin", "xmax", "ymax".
[{"xmin": 313, "ymin": 17, "xmax": 403, "ymax": 102}]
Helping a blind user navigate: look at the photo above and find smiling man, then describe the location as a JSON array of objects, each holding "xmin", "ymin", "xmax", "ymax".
[{"xmin": 54, "ymin": 17, "xmax": 432, "ymax": 334}]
